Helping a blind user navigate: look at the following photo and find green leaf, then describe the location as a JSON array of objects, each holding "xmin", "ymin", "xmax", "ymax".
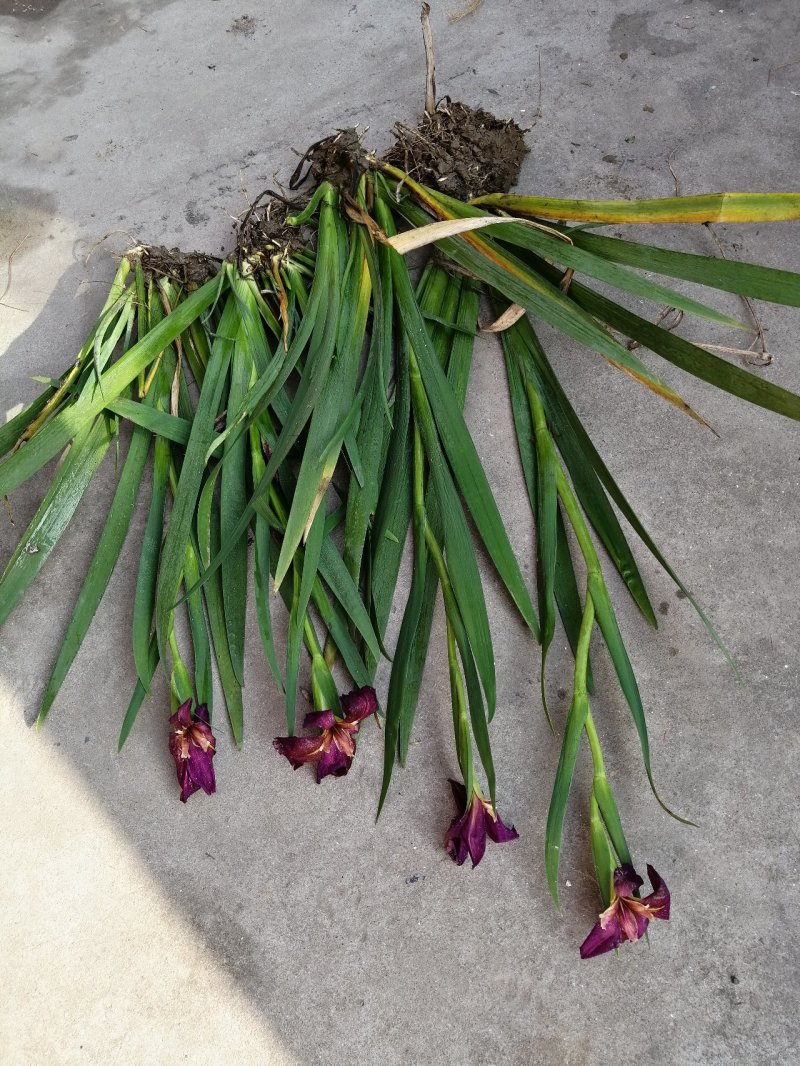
[
  {"xmin": 592, "ymin": 772, "xmax": 632, "ymax": 869},
  {"xmin": 202, "ymin": 495, "xmax": 244, "ymax": 745},
  {"xmin": 0, "ymin": 273, "xmax": 223, "ymax": 498},
  {"xmin": 221, "ymin": 335, "xmax": 251, "ymax": 685},
  {"xmin": 588, "ymin": 572, "xmax": 693, "ymax": 825},
  {"xmin": 250, "ymin": 427, "xmax": 284, "ymax": 693},
  {"xmin": 589, "ymin": 792, "xmax": 615, "ymax": 909},
  {"xmin": 507, "ymin": 315, "xmax": 657, "ymax": 626},
  {"xmin": 272, "ymin": 232, "xmax": 361, "ymax": 590},
  {"xmin": 378, "ymin": 512, "xmax": 428, "ymax": 817},
  {"xmin": 471, "ymin": 190, "xmax": 800, "ymax": 224},
  {"xmin": 502, "ymin": 336, "xmax": 595, "ymax": 689},
  {"xmin": 545, "ymin": 596, "xmax": 594, "ymax": 907},
  {"xmin": 155, "ymin": 290, "xmax": 238, "ymax": 674},
  {"xmin": 526, "ymin": 378, "xmax": 558, "ymax": 720},
  {"xmin": 521, "ymin": 314, "xmax": 734, "ymax": 666},
  {"xmin": 571, "ymin": 229, "xmax": 800, "ymax": 307},
  {"xmin": 132, "ymin": 433, "xmax": 170, "ymax": 688},
  {"xmin": 319, "ymin": 537, "xmax": 382, "ymax": 664},
  {"xmin": 183, "ymin": 539, "xmax": 213, "ymax": 710},
  {"xmin": 104, "ymin": 399, "xmax": 190, "ymax": 445},
  {"xmin": 567, "ymin": 278, "xmax": 800, "ymax": 421},
  {"xmin": 38, "ymin": 416, "xmax": 152, "ymax": 722},
  {"xmin": 387, "ymin": 236, "xmax": 540, "ymax": 640},
  {"xmin": 409, "ymin": 357, "xmax": 496, "ymax": 719},
  {"xmin": 0, "ymin": 415, "xmax": 113, "ymax": 632},
  {"xmin": 118, "ymin": 634, "xmax": 159, "ymax": 750},
  {"xmin": 393, "ymin": 192, "xmax": 703, "ymax": 423}
]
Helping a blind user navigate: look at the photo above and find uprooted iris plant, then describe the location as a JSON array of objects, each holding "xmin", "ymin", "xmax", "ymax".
[{"xmin": 3, "ymin": 9, "xmax": 800, "ymax": 954}]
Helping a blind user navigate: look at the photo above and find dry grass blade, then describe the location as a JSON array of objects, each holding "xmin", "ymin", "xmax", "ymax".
[
  {"xmin": 385, "ymin": 213, "xmax": 568, "ymax": 254},
  {"xmin": 481, "ymin": 302, "xmax": 526, "ymax": 332},
  {"xmin": 421, "ymin": 3, "xmax": 436, "ymax": 115},
  {"xmin": 449, "ymin": 0, "xmax": 483, "ymax": 22}
]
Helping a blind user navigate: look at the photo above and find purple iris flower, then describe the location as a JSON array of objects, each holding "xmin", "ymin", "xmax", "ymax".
[
  {"xmin": 580, "ymin": 863, "xmax": 670, "ymax": 959},
  {"xmin": 168, "ymin": 700, "xmax": 216, "ymax": 803},
  {"xmin": 273, "ymin": 686, "xmax": 378, "ymax": 783},
  {"xmin": 444, "ymin": 779, "xmax": 519, "ymax": 867}
]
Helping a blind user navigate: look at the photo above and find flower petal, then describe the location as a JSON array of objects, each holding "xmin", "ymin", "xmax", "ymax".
[
  {"xmin": 643, "ymin": 864, "xmax": 671, "ymax": 921},
  {"xmin": 194, "ymin": 704, "xmax": 211, "ymax": 725},
  {"xmin": 316, "ymin": 740, "xmax": 352, "ymax": 782},
  {"xmin": 465, "ymin": 796, "xmax": 487, "ymax": 867},
  {"xmin": 618, "ymin": 902, "xmax": 648, "ymax": 944},
  {"xmin": 189, "ymin": 719, "xmax": 215, "ymax": 753},
  {"xmin": 445, "ymin": 813, "xmax": 470, "ymax": 866},
  {"xmin": 273, "ymin": 734, "xmax": 326, "ymax": 769},
  {"xmin": 303, "ymin": 710, "xmax": 336, "ymax": 730},
  {"xmin": 339, "ymin": 685, "xmax": 378, "ymax": 724},
  {"xmin": 187, "ymin": 747, "xmax": 216, "ymax": 797},
  {"xmin": 580, "ymin": 914, "xmax": 623, "ymax": 959},
  {"xmin": 614, "ymin": 863, "xmax": 644, "ymax": 898},
  {"xmin": 175, "ymin": 760, "xmax": 199, "ymax": 803},
  {"xmin": 485, "ymin": 809, "xmax": 519, "ymax": 844},
  {"xmin": 169, "ymin": 699, "xmax": 194, "ymax": 730}
]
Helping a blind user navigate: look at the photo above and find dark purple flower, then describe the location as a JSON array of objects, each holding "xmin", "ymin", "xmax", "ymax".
[
  {"xmin": 444, "ymin": 779, "xmax": 519, "ymax": 868},
  {"xmin": 273, "ymin": 686, "xmax": 378, "ymax": 783},
  {"xmin": 168, "ymin": 700, "xmax": 216, "ymax": 803},
  {"xmin": 580, "ymin": 863, "xmax": 670, "ymax": 959}
]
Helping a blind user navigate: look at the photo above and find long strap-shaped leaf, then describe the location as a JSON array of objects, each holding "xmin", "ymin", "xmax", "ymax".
[
  {"xmin": 273, "ymin": 234, "xmax": 369, "ymax": 589},
  {"xmin": 471, "ymin": 191, "xmax": 800, "ymax": 224},
  {"xmin": 385, "ymin": 226, "xmax": 539, "ymax": 640},
  {"xmin": 118, "ymin": 634, "xmax": 159, "ymax": 750},
  {"xmin": 132, "ymin": 433, "xmax": 170, "ymax": 689},
  {"xmin": 221, "ymin": 324, "xmax": 252, "ymax": 685},
  {"xmin": 195, "ymin": 194, "xmax": 342, "ymax": 598},
  {"xmin": 390, "ymin": 211, "xmax": 745, "ymax": 331},
  {"xmin": 408, "ymin": 347, "xmax": 496, "ymax": 720},
  {"xmin": 524, "ymin": 322, "xmax": 734, "ymax": 668},
  {"xmin": 393, "ymin": 193, "xmax": 703, "ymax": 423},
  {"xmin": 38, "ymin": 413, "xmax": 153, "ymax": 722},
  {"xmin": 503, "ymin": 329, "xmax": 595, "ymax": 689},
  {"xmin": 198, "ymin": 489, "xmax": 244, "ymax": 744},
  {"xmin": 568, "ymin": 278, "xmax": 800, "ymax": 421},
  {"xmin": 155, "ymin": 289, "xmax": 239, "ymax": 678},
  {"xmin": 571, "ymin": 229, "xmax": 800, "ymax": 307},
  {"xmin": 399, "ymin": 273, "xmax": 481, "ymax": 760},
  {"xmin": 0, "ymin": 274, "xmax": 222, "ymax": 498},
  {"xmin": 0, "ymin": 415, "xmax": 113, "ymax": 631},
  {"xmin": 544, "ymin": 593, "xmax": 594, "ymax": 907},
  {"xmin": 503, "ymin": 313, "xmax": 656, "ymax": 626}
]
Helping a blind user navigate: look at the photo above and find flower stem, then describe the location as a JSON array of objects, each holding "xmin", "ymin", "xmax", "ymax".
[
  {"xmin": 584, "ymin": 711, "xmax": 606, "ymax": 776},
  {"xmin": 412, "ymin": 412, "xmax": 477, "ymax": 798}
]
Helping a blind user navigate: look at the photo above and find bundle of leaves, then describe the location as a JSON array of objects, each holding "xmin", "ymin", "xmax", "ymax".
[{"xmin": 3, "ymin": 95, "xmax": 800, "ymax": 958}]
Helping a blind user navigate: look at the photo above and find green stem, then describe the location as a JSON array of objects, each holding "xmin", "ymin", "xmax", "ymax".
[
  {"xmin": 412, "ymin": 419, "xmax": 477, "ymax": 797},
  {"xmin": 446, "ymin": 617, "xmax": 474, "ymax": 793},
  {"xmin": 304, "ymin": 615, "xmax": 324, "ymax": 659},
  {"xmin": 555, "ymin": 464, "xmax": 603, "ymax": 576},
  {"xmin": 584, "ymin": 710, "xmax": 606, "ymax": 776}
]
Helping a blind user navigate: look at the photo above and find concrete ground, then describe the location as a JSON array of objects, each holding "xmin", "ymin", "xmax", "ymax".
[{"xmin": 1, "ymin": 2, "xmax": 799, "ymax": 1063}]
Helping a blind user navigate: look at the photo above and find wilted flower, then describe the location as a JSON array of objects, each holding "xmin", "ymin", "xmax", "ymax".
[
  {"xmin": 444, "ymin": 779, "xmax": 518, "ymax": 867},
  {"xmin": 273, "ymin": 685, "xmax": 378, "ymax": 783},
  {"xmin": 580, "ymin": 863, "xmax": 670, "ymax": 959},
  {"xmin": 168, "ymin": 700, "xmax": 216, "ymax": 803}
]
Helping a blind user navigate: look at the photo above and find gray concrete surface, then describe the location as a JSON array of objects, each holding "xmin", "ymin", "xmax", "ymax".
[{"xmin": 1, "ymin": 2, "xmax": 799, "ymax": 1063}]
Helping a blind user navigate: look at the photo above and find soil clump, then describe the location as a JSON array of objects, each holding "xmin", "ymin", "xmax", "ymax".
[
  {"xmin": 383, "ymin": 100, "xmax": 528, "ymax": 200},
  {"xmin": 132, "ymin": 245, "xmax": 222, "ymax": 288}
]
